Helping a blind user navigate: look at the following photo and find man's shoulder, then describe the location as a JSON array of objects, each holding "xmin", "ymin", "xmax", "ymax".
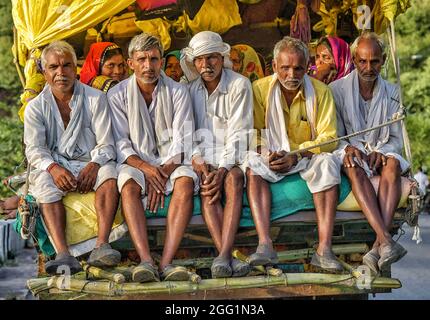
[
  {"xmin": 165, "ymin": 75, "xmax": 189, "ymax": 94},
  {"xmin": 309, "ymin": 76, "xmax": 332, "ymax": 97},
  {"xmin": 24, "ymin": 86, "xmax": 49, "ymax": 117},
  {"xmin": 81, "ymin": 82, "xmax": 105, "ymax": 100},
  {"xmin": 107, "ymin": 78, "xmax": 129, "ymax": 100},
  {"xmin": 328, "ymin": 72, "xmax": 352, "ymax": 92},
  {"xmin": 224, "ymin": 69, "xmax": 250, "ymax": 87},
  {"xmin": 252, "ymin": 75, "xmax": 272, "ymax": 93}
]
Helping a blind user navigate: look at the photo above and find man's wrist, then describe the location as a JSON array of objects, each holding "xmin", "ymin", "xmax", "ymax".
[{"xmin": 47, "ymin": 162, "xmax": 59, "ymax": 173}]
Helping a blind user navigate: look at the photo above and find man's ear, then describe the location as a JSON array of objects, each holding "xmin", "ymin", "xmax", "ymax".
[
  {"xmin": 272, "ymin": 59, "xmax": 276, "ymax": 73},
  {"xmin": 127, "ymin": 58, "xmax": 134, "ymax": 70}
]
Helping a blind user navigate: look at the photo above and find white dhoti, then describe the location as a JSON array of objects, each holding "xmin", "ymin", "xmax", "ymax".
[
  {"xmin": 117, "ymin": 164, "xmax": 199, "ymax": 196},
  {"xmin": 28, "ymin": 161, "xmax": 118, "ymax": 203},
  {"xmin": 330, "ymin": 70, "xmax": 410, "ymax": 177},
  {"xmin": 245, "ymin": 151, "xmax": 340, "ymax": 193}
]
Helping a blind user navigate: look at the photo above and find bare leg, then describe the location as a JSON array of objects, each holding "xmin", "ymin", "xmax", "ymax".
[
  {"xmin": 120, "ymin": 179, "xmax": 153, "ymax": 264},
  {"xmin": 159, "ymin": 177, "xmax": 194, "ymax": 270},
  {"xmin": 313, "ymin": 186, "xmax": 338, "ymax": 255},
  {"xmin": 246, "ymin": 168, "xmax": 272, "ymax": 246},
  {"xmin": 378, "ymin": 158, "xmax": 402, "ymax": 230},
  {"xmin": 40, "ymin": 201, "xmax": 69, "ymax": 254},
  {"xmin": 94, "ymin": 179, "xmax": 120, "ymax": 247},
  {"xmin": 343, "ymin": 166, "xmax": 393, "ymax": 247},
  {"xmin": 217, "ymin": 167, "xmax": 244, "ymax": 258},
  {"xmin": 201, "ymin": 196, "xmax": 224, "ymax": 252}
]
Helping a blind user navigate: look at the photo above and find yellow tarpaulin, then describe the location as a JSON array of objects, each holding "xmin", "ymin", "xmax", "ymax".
[
  {"xmin": 12, "ymin": 0, "xmax": 135, "ymax": 121},
  {"xmin": 313, "ymin": 0, "xmax": 410, "ymax": 36}
]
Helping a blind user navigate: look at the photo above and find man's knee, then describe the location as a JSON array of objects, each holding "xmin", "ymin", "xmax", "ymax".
[
  {"xmin": 225, "ymin": 167, "xmax": 244, "ymax": 189},
  {"xmin": 344, "ymin": 165, "xmax": 367, "ymax": 182},
  {"xmin": 97, "ymin": 178, "xmax": 118, "ymax": 192},
  {"xmin": 381, "ymin": 158, "xmax": 401, "ymax": 180},
  {"xmin": 173, "ymin": 176, "xmax": 194, "ymax": 197},
  {"xmin": 121, "ymin": 179, "xmax": 142, "ymax": 197}
]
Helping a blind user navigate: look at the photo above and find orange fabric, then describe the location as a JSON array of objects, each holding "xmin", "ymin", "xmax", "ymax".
[{"xmin": 80, "ymin": 42, "xmax": 120, "ymax": 85}]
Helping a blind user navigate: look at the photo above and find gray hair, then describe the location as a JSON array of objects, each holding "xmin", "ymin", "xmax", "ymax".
[
  {"xmin": 351, "ymin": 32, "xmax": 386, "ymax": 57},
  {"xmin": 128, "ymin": 33, "xmax": 164, "ymax": 58},
  {"xmin": 41, "ymin": 40, "xmax": 77, "ymax": 70},
  {"xmin": 273, "ymin": 36, "xmax": 309, "ymax": 64}
]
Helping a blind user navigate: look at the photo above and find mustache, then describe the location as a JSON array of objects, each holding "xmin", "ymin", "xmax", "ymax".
[
  {"xmin": 55, "ymin": 76, "xmax": 69, "ymax": 81},
  {"xmin": 200, "ymin": 68, "xmax": 214, "ymax": 75}
]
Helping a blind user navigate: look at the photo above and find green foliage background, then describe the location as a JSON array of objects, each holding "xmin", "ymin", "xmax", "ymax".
[
  {"xmin": 0, "ymin": 0, "xmax": 24, "ymax": 198},
  {"xmin": 0, "ymin": 0, "xmax": 430, "ymax": 198},
  {"xmin": 393, "ymin": 0, "xmax": 430, "ymax": 171}
]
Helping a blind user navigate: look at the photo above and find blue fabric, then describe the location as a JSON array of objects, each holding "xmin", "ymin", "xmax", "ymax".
[{"xmin": 13, "ymin": 173, "xmax": 351, "ymax": 256}]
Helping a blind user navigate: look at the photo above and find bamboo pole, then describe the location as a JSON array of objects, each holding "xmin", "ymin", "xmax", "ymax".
[
  {"xmin": 82, "ymin": 263, "xmax": 125, "ymax": 284},
  {"xmin": 232, "ymin": 250, "xmax": 283, "ymax": 277},
  {"xmin": 27, "ymin": 273, "xmax": 401, "ymax": 297},
  {"xmin": 171, "ymin": 243, "xmax": 369, "ymax": 269},
  {"xmin": 12, "ymin": 27, "xmax": 26, "ymax": 89}
]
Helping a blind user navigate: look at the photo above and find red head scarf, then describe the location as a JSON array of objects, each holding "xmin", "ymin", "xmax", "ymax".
[
  {"xmin": 326, "ymin": 36, "xmax": 354, "ymax": 81},
  {"xmin": 80, "ymin": 42, "xmax": 121, "ymax": 85}
]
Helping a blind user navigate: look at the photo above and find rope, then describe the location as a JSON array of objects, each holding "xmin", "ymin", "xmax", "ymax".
[
  {"xmin": 285, "ymin": 113, "xmax": 405, "ymax": 156},
  {"xmin": 387, "ymin": 18, "xmax": 421, "ymax": 228}
]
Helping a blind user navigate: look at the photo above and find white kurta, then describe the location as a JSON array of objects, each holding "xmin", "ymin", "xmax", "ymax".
[
  {"xmin": 108, "ymin": 74, "xmax": 198, "ymax": 195},
  {"xmin": 24, "ymin": 81, "xmax": 117, "ymax": 203},
  {"xmin": 330, "ymin": 70, "xmax": 409, "ymax": 174},
  {"xmin": 189, "ymin": 69, "xmax": 253, "ymax": 171}
]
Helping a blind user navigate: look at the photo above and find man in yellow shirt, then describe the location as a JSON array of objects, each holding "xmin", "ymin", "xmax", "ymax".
[{"xmin": 244, "ymin": 36, "xmax": 342, "ymax": 272}]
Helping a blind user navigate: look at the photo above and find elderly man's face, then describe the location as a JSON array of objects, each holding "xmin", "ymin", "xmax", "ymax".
[
  {"xmin": 354, "ymin": 39, "xmax": 385, "ymax": 83},
  {"xmin": 273, "ymin": 49, "xmax": 307, "ymax": 91},
  {"xmin": 193, "ymin": 53, "xmax": 223, "ymax": 84},
  {"xmin": 43, "ymin": 51, "xmax": 76, "ymax": 94},
  {"xmin": 128, "ymin": 48, "xmax": 163, "ymax": 84}
]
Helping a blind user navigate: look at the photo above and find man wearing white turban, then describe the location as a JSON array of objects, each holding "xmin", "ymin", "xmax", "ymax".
[{"xmin": 181, "ymin": 31, "xmax": 253, "ymax": 278}]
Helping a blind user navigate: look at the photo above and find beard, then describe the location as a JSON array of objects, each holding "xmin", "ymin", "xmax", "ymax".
[
  {"xmin": 280, "ymin": 77, "xmax": 303, "ymax": 91},
  {"xmin": 138, "ymin": 69, "xmax": 160, "ymax": 84},
  {"xmin": 357, "ymin": 70, "xmax": 378, "ymax": 83}
]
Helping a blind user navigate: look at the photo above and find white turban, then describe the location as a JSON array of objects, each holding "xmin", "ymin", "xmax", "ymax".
[{"xmin": 180, "ymin": 31, "xmax": 233, "ymax": 82}]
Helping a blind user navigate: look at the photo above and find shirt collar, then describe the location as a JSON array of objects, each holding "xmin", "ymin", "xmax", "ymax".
[{"xmin": 197, "ymin": 68, "xmax": 228, "ymax": 95}]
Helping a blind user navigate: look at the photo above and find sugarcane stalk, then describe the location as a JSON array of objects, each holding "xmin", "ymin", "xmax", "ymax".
[
  {"xmin": 232, "ymin": 249, "xmax": 283, "ymax": 277},
  {"xmin": 30, "ymin": 273, "xmax": 401, "ymax": 297},
  {"xmin": 82, "ymin": 262, "xmax": 125, "ymax": 284},
  {"xmin": 171, "ymin": 243, "xmax": 369, "ymax": 269},
  {"xmin": 335, "ymin": 258, "xmax": 362, "ymax": 279},
  {"xmin": 277, "ymin": 243, "xmax": 369, "ymax": 262}
]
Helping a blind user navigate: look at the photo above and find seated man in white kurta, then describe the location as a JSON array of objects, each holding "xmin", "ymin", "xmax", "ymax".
[
  {"xmin": 181, "ymin": 31, "xmax": 253, "ymax": 278},
  {"xmin": 108, "ymin": 33, "xmax": 198, "ymax": 283},
  {"xmin": 24, "ymin": 41, "xmax": 120, "ymax": 275},
  {"xmin": 330, "ymin": 32, "xmax": 407, "ymax": 274},
  {"xmin": 245, "ymin": 37, "xmax": 343, "ymax": 272}
]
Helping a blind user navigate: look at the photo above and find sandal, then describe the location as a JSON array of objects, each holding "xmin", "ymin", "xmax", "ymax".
[
  {"xmin": 231, "ymin": 258, "xmax": 250, "ymax": 277},
  {"xmin": 132, "ymin": 261, "xmax": 160, "ymax": 283},
  {"xmin": 211, "ymin": 256, "xmax": 232, "ymax": 278},
  {"xmin": 160, "ymin": 264, "xmax": 190, "ymax": 281}
]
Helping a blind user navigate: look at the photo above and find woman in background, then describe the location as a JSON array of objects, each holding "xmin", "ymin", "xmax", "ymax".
[
  {"xmin": 311, "ymin": 36, "xmax": 353, "ymax": 84},
  {"xmin": 80, "ymin": 42, "xmax": 128, "ymax": 92}
]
